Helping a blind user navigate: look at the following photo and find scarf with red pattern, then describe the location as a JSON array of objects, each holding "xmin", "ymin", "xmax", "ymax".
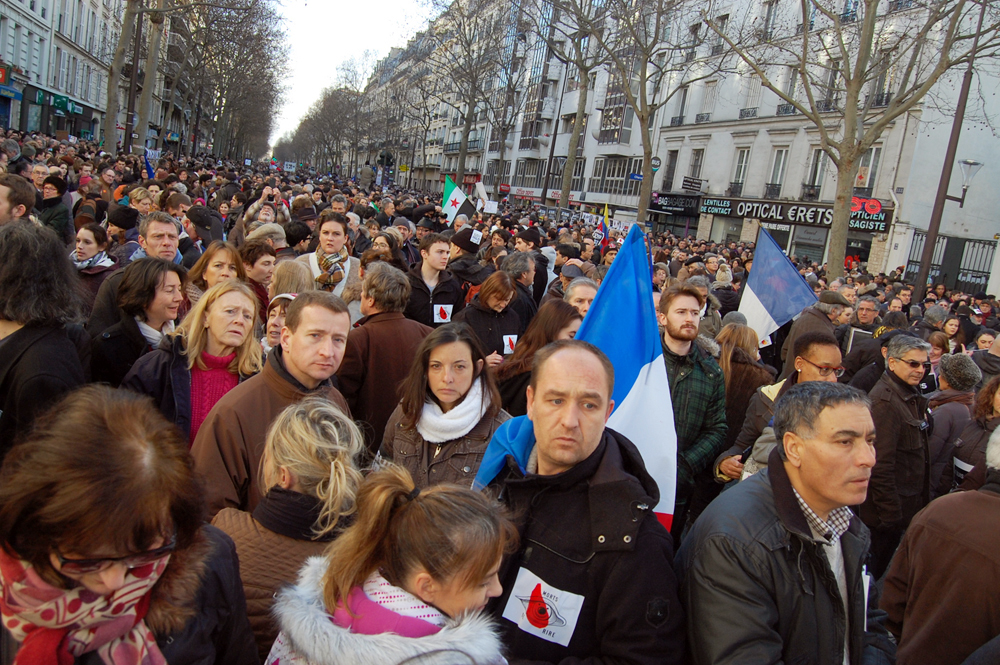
[{"xmin": 0, "ymin": 547, "xmax": 169, "ymax": 665}]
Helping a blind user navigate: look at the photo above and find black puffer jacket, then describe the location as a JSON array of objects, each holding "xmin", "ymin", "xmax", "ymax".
[
  {"xmin": 711, "ymin": 285, "xmax": 740, "ymax": 318},
  {"xmin": 77, "ymin": 525, "xmax": 259, "ymax": 665},
  {"xmin": 490, "ymin": 429, "xmax": 686, "ymax": 664},
  {"xmin": 677, "ymin": 448, "xmax": 894, "ymax": 665},
  {"xmin": 454, "ymin": 298, "xmax": 521, "ymax": 358}
]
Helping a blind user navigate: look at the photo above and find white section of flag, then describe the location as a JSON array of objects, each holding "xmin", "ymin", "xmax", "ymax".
[
  {"xmin": 606, "ymin": 359, "xmax": 677, "ymax": 515},
  {"xmin": 739, "ymin": 283, "xmax": 781, "ymax": 344}
]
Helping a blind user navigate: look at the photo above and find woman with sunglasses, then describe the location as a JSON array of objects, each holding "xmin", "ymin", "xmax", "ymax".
[{"xmin": 0, "ymin": 385, "xmax": 258, "ymax": 664}]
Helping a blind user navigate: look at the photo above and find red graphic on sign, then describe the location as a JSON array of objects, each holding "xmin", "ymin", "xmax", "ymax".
[
  {"xmin": 526, "ymin": 584, "xmax": 550, "ymax": 628},
  {"xmin": 508, "ymin": 337, "xmax": 516, "ymax": 351},
  {"xmin": 439, "ymin": 306, "xmax": 447, "ymax": 320}
]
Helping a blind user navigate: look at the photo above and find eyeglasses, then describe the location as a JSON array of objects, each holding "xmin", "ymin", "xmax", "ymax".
[
  {"xmin": 799, "ymin": 356, "xmax": 845, "ymax": 377},
  {"xmin": 892, "ymin": 358, "xmax": 932, "ymax": 371},
  {"xmin": 56, "ymin": 534, "xmax": 177, "ymax": 575}
]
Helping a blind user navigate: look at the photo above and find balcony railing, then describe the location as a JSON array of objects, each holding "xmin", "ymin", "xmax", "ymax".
[
  {"xmin": 776, "ymin": 103, "xmax": 797, "ymax": 116},
  {"xmin": 840, "ymin": 9, "xmax": 857, "ymax": 22},
  {"xmin": 817, "ymin": 99, "xmax": 838, "ymax": 112},
  {"xmin": 888, "ymin": 0, "xmax": 914, "ymax": 11},
  {"xmin": 853, "ymin": 186, "xmax": 873, "ymax": 198},
  {"xmin": 695, "ymin": 113, "xmax": 711, "ymax": 123},
  {"xmin": 442, "ymin": 139, "xmax": 484, "ymax": 154},
  {"xmin": 670, "ymin": 115, "xmax": 685, "ymax": 127},
  {"xmin": 729, "ymin": 181, "xmax": 744, "ymax": 197},
  {"xmin": 871, "ymin": 92, "xmax": 892, "ymax": 107},
  {"xmin": 764, "ymin": 183, "xmax": 783, "ymax": 199},
  {"xmin": 801, "ymin": 183, "xmax": 821, "ymax": 201},
  {"xmin": 739, "ymin": 107, "xmax": 758, "ymax": 120}
]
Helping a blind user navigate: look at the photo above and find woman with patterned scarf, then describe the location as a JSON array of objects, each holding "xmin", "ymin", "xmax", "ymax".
[
  {"xmin": 0, "ymin": 385, "xmax": 258, "ymax": 665},
  {"xmin": 72, "ymin": 222, "xmax": 119, "ymax": 316},
  {"xmin": 297, "ymin": 211, "xmax": 360, "ymax": 298}
]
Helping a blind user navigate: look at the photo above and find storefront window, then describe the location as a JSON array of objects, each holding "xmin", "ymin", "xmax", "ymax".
[
  {"xmin": 790, "ymin": 225, "xmax": 827, "ymax": 264},
  {"xmin": 26, "ymin": 104, "xmax": 41, "ymax": 132}
]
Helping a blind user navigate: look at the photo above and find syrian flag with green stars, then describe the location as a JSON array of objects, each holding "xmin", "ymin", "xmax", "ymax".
[{"xmin": 443, "ymin": 175, "xmax": 477, "ymax": 224}]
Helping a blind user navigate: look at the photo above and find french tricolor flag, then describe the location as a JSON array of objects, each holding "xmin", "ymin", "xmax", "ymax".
[
  {"xmin": 577, "ymin": 224, "xmax": 676, "ymax": 527},
  {"xmin": 473, "ymin": 226, "xmax": 677, "ymax": 527},
  {"xmin": 739, "ymin": 228, "xmax": 818, "ymax": 344}
]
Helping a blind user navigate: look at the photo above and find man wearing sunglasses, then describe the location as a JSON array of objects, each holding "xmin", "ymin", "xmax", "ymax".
[{"xmin": 861, "ymin": 333, "xmax": 933, "ymax": 578}]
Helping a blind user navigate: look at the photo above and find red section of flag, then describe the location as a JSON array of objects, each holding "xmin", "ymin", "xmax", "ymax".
[
  {"xmin": 526, "ymin": 583, "xmax": 550, "ymax": 628},
  {"xmin": 450, "ymin": 198, "xmax": 459, "ymax": 208}
]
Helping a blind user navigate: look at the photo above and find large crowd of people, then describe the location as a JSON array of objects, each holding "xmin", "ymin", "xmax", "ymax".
[{"xmin": 1, "ymin": 129, "xmax": 999, "ymax": 664}]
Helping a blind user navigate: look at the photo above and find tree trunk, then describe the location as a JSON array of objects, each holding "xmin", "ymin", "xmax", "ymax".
[
  {"xmin": 494, "ymin": 126, "xmax": 507, "ymax": 200},
  {"xmin": 829, "ymin": 158, "xmax": 861, "ymax": 279},
  {"xmin": 134, "ymin": 0, "xmax": 164, "ymax": 153},
  {"xmin": 637, "ymin": 115, "xmax": 653, "ymax": 228},
  {"xmin": 456, "ymin": 103, "xmax": 474, "ymax": 191},
  {"xmin": 103, "ymin": 0, "xmax": 140, "ymax": 149},
  {"xmin": 560, "ymin": 68, "xmax": 589, "ymax": 210}
]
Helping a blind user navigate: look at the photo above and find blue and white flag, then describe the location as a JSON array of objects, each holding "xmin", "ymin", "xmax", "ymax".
[
  {"xmin": 576, "ymin": 224, "xmax": 677, "ymax": 526},
  {"xmin": 739, "ymin": 228, "xmax": 818, "ymax": 343}
]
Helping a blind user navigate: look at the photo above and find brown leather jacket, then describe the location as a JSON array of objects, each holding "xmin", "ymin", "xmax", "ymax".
[{"xmin": 379, "ymin": 404, "xmax": 510, "ymax": 489}]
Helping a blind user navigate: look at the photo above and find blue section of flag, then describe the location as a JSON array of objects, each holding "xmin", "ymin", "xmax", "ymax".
[
  {"xmin": 472, "ymin": 415, "xmax": 536, "ymax": 490},
  {"xmin": 748, "ymin": 228, "xmax": 818, "ymax": 328},
  {"xmin": 144, "ymin": 154, "xmax": 154, "ymax": 180},
  {"xmin": 576, "ymin": 225, "xmax": 662, "ymax": 410}
]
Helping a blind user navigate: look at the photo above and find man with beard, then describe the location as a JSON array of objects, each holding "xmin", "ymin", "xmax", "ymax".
[{"xmin": 657, "ymin": 284, "xmax": 727, "ymax": 541}]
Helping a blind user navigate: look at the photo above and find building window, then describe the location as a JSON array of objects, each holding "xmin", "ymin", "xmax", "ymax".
[
  {"xmin": 689, "ymin": 149, "xmax": 704, "ymax": 178},
  {"xmin": 856, "ymin": 146, "xmax": 882, "ymax": 191},
  {"xmin": 663, "ymin": 150, "xmax": 679, "ymax": 191},
  {"xmin": 770, "ymin": 148, "xmax": 788, "ymax": 184},
  {"xmin": 733, "ymin": 148, "xmax": 751, "ymax": 184}
]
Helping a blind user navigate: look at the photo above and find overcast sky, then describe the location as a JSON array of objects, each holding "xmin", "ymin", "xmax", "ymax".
[{"xmin": 272, "ymin": 0, "xmax": 437, "ymax": 145}]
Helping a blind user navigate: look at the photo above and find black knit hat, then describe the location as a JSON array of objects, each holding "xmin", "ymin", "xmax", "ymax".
[
  {"xmin": 107, "ymin": 205, "xmax": 139, "ymax": 231},
  {"xmin": 515, "ymin": 226, "xmax": 541, "ymax": 248},
  {"xmin": 451, "ymin": 227, "xmax": 482, "ymax": 254}
]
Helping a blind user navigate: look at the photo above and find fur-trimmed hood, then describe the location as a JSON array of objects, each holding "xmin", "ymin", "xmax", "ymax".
[
  {"xmin": 145, "ymin": 525, "xmax": 212, "ymax": 635},
  {"xmin": 271, "ymin": 556, "xmax": 505, "ymax": 665},
  {"xmin": 696, "ymin": 333, "xmax": 720, "ymax": 358}
]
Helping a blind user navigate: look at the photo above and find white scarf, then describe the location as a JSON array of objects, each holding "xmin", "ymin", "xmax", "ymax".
[
  {"xmin": 135, "ymin": 317, "xmax": 175, "ymax": 348},
  {"xmin": 416, "ymin": 377, "xmax": 488, "ymax": 443}
]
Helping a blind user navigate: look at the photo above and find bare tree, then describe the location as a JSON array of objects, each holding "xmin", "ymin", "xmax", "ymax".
[
  {"xmin": 528, "ymin": 0, "xmax": 609, "ymax": 210},
  {"xmin": 707, "ymin": 0, "xmax": 1000, "ymax": 277},
  {"xmin": 426, "ymin": 0, "xmax": 509, "ymax": 187},
  {"xmin": 593, "ymin": 0, "xmax": 735, "ymax": 224}
]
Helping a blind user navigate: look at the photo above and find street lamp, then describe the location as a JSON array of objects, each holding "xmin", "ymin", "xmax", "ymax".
[{"xmin": 947, "ymin": 159, "xmax": 984, "ymax": 207}]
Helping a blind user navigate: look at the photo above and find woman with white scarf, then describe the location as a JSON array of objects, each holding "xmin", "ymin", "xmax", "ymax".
[
  {"xmin": 379, "ymin": 322, "xmax": 510, "ymax": 489},
  {"xmin": 72, "ymin": 222, "xmax": 118, "ymax": 316}
]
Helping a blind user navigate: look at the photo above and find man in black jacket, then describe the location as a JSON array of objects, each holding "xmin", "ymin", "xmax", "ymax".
[
  {"xmin": 503, "ymin": 250, "xmax": 538, "ymax": 334},
  {"xmin": 514, "ymin": 226, "xmax": 548, "ymax": 305},
  {"xmin": 862, "ymin": 333, "xmax": 932, "ymax": 577},
  {"xmin": 490, "ymin": 340, "xmax": 685, "ymax": 664},
  {"xmin": 678, "ymin": 381, "xmax": 894, "ymax": 665},
  {"xmin": 403, "ymin": 233, "xmax": 465, "ymax": 327}
]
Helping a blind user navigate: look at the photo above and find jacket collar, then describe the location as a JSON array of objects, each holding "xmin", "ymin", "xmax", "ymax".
[
  {"xmin": 265, "ymin": 345, "xmax": 332, "ymax": 398},
  {"xmin": 883, "ymin": 369, "xmax": 926, "ymax": 405},
  {"xmin": 253, "ymin": 487, "xmax": 339, "ymax": 542},
  {"xmin": 766, "ymin": 447, "xmax": 815, "ymax": 541},
  {"xmin": 355, "ymin": 311, "xmax": 405, "ymax": 327},
  {"xmin": 980, "ymin": 468, "xmax": 1000, "ymax": 496}
]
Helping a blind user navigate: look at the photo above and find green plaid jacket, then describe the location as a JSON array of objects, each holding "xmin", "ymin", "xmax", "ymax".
[{"xmin": 662, "ymin": 337, "xmax": 728, "ymax": 502}]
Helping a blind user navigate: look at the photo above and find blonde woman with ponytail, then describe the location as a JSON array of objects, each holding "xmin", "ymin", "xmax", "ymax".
[
  {"xmin": 212, "ymin": 397, "xmax": 365, "ymax": 661},
  {"xmin": 267, "ymin": 465, "xmax": 517, "ymax": 665}
]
